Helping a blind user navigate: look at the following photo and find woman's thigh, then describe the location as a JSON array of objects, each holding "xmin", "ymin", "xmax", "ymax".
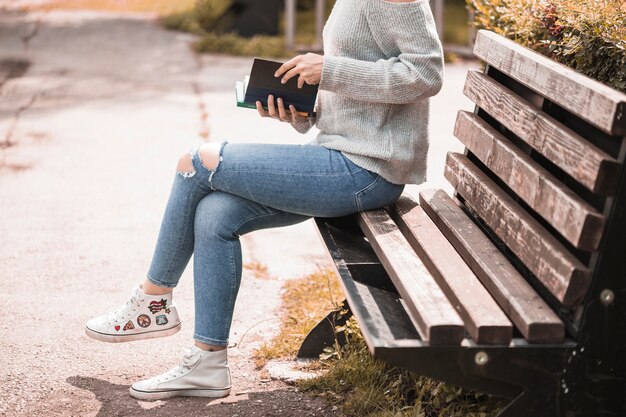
[
  {"xmin": 194, "ymin": 191, "xmax": 310, "ymax": 239},
  {"xmin": 198, "ymin": 142, "xmax": 404, "ymax": 217}
]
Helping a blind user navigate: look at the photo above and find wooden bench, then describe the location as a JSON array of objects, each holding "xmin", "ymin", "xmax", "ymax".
[{"xmin": 299, "ymin": 30, "xmax": 626, "ymax": 416}]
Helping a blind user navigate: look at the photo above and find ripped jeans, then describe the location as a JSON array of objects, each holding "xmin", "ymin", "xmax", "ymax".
[{"xmin": 146, "ymin": 142, "xmax": 404, "ymax": 346}]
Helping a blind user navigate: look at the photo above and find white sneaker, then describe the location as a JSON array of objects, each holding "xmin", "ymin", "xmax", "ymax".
[
  {"xmin": 129, "ymin": 346, "xmax": 232, "ymax": 400},
  {"xmin": 85, "ymin": 285, "xmax": 181, "ymax": 343}
]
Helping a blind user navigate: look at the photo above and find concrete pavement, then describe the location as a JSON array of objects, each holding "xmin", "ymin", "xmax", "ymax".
[{"xmin": 0, "ymin": 9, "xmax": 475, "ymax": 416}]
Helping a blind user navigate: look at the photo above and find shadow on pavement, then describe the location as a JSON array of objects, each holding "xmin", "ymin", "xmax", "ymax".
[
  {"xmin": 0, "ymin": 58, "xmax": 31, "ymax": 86},
  {"xmin": 67, "ymin": 376, "xmax": 336, "ymax": 417}
]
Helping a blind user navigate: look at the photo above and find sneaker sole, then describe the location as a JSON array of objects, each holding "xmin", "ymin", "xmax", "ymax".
[
  {"xmin": 84, "ymin": 322, "xmax": 181, "ymax": 343},
  {"xmin": 129, "ymin": 386, "xmax": 231, "ymax": 401}
]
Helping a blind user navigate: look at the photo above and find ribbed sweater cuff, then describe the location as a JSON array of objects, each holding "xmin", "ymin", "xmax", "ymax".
[
  {"xmin": 292, "ymin": 118, "xmax": 314, "ymax": 134},
  {"xmin": 320, "ymin": 55, "xmax": 342, "ymax": 93}
]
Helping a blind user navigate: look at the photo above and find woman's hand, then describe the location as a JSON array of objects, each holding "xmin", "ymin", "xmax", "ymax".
[
  {"xmin": 256, "ymin": 95, "xmax": 308, "ymax": 125},
  {"xmin": 274, "ymin": 53, "xmax": 323, "ymax": 88}
]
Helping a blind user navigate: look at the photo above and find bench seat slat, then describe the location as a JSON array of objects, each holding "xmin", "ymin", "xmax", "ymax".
[
  {"xmin": 389, "ymin": 198, "xmax": 513, "ymax": 345},
  {"xmin": 358, "ymin": 210, "xmax": 465, "ymax": 345},
  {"xmin": 346, "ymin": 280, "xmax": 424, "ymax": 351},
  {"xmin": 314, "ymin": 218, "xmax": 423, "ymax": 352},
  {"xmin": 419, "ymin": 189, "xmax": 565, "ymax": 343},
  {"xmin": 473, "ymin": 30, "xmax": 626, "ymax": 136},
  {"xmin": 445, "ymin": 153, "xmax": 591, "ymax": 306},
  {"xmin": 455, "ymin": 110, "xmax": 606, "ymax": 251},
  {"xmin": 317, "ymin": 220, "xmax": 399, "ymax": 293},
  {"xmin": 463, "ymin": 70, "xmax": 620, "ymax": 195}
]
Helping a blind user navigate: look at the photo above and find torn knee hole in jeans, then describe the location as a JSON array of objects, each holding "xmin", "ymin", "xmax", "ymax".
[
  {"xmin": 198, "ymin": 143, "xmax": 225, "ymax": 188},
  {"xmin": 198, "ymin": 143, "xmax": 223, "ymax": 171},
  {"xmin": 175, "ymin": 142, "xmax": 226, "ymax": 183},
  {"xmin": 176, "ymin": 152, "xmax": 196, "ymax": 178}
]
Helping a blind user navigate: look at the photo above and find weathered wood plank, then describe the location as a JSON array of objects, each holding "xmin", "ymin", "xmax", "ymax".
[
  {"xmin": 473, "ymin": 29, "xmax": 626, "ymax": 136},
  {"xmin": 314, "ymin": 218, "xmax": 422, "ymax": 352},
  {"xmin": 454, "ymin": 110, "xmax": 606, "ymax": 251},
  {"xmin": 357, "ymin": 210, "xmax": 465, "ymax": 345},
  {"xmin": 389, "ymin": 198, "xmax": 513, "ymax": 344},
  {"xmin": 463, "ymin": 70, "xmax": 620, "ymax": 195},
  {"xmin": 445, "ymin": 153, "xmax": 592, "ymax": 306},
  {"xmin": 418, "ymin": 189, "xmax": 565, "ymax": 343}
]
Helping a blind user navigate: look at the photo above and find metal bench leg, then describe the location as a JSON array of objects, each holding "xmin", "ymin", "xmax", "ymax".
[{"xmin": 297, "ymin": 300, "xmax": 352, "ymax": 362}]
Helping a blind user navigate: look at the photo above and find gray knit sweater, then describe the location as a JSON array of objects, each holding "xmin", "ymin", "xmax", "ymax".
[{"xmin": 294, "ymin": 0, "xmax": 444, "ymax": 185}]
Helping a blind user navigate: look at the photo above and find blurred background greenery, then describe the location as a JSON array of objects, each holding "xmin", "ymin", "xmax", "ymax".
[{"xmin": 161, "ymin": 0, "xmax": 470, "ymax": 57}]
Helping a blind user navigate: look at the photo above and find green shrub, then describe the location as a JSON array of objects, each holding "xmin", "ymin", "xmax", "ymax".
[
  {"xmin": 160, "ymin": 10, "xmax": 201, "ymax": 34},
  {"xmin": 193, "ymin": 32, "xmax": 290, "ymax": 57},
  {"xmin": 468, "ymin": 0, "xmax": 626, "ymax": 92},
  {"xmin": 194, "ymin": 0, "xmax": 233, "ymax": 32},
  {"xmin": 162, "ymin": 0, "xmax": 337, "ymax": 57},
  {"xmin": 160, "ymin": 0, "xmax": 233, "ymax": 34}
]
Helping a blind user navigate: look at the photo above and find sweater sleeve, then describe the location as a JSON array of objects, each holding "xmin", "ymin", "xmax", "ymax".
[
  {"xmin": 319, "ymin": 0, "xmax": 444, "ymax": 104},
  {"xmin": 292, "ymin": 116, "xmax": 317, "ymax": 134}
]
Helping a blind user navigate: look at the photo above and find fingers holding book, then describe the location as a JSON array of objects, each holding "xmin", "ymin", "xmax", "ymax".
[
  {"xmin": 275, "ymin": 53, "xmax": 323, "ymax": 89},
  {"xmin": 257, "ymin": 95, "xmax": 307, "ymax": 125}
]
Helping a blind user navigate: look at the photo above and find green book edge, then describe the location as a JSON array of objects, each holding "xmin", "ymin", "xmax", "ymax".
[{"xmin": 236, "ymin": 80, "xmax": 256, "ymax": 110}]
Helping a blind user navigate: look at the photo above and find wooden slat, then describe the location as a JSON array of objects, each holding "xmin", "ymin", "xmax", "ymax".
[
  {"xmin": 318, "ymin": 220, "xmax": 398, "ymax": 293},
  {"xmin": 473, "ymin": 30, "xmax": 626, "ymax": 136},
  {"xmin": 418, "ymin": 189, "xmax": 565, "ymax": 343},
  {"xmin": 314, "ymin": 218, "xmax": 423, "ymax": 352},
  {"xmin": 389, "ymin": 198, "xmax": 513, "ymax": 344},
  {"xmin": 357, "ymin": 210, "xmax": 465, "ymax": 345},
  {"xmin": 463, "ymin": 70, "xmax": 620, "ymax": 195},
  {"xmin": 454, "ymin": 110, "xmax": 606, "ymax": 251},
  {"xmin": 445, "ymin": 153, "xmax": 591, "ymax": 306}
]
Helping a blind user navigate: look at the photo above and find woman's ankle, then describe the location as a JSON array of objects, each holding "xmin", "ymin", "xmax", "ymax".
[
  {"xmin": 141, "ymin": 279, "xmax": 173, "ymax": 296},
  {"xmin": 195, "ymin": 340, "xmax": 227, "ymax": 352}
]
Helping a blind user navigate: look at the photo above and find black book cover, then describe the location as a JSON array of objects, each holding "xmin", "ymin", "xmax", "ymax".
[{"xmin": 244, "ymin": 58, "xmax": 318, "ymax": 116}]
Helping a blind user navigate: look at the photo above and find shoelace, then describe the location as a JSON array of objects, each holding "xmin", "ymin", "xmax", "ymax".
[
  {"xmin": 154, "ymin": 348, "xmax": 200, "ymax": 383},
  {"xmin": 106, "ymin": 291, "xmax": 144, "ymax": 325}
]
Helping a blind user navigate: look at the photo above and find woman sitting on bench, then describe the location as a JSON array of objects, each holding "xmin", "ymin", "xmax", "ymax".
[{"xmin": 84, "ymin": 0, "xmax": 443, "ymax": 401}]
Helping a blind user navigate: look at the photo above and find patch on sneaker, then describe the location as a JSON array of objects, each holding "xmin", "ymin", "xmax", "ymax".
[
  {"xmin": 155, "ymin": 315, "xmax": 168, "ymax": 326},
  {"xmin": 123, "ymin": 320, "xmax": 135, "ymax": 331},
  {"xmin": 114, "ymin": 325, "xmax": 121, "ymax": 331},
  {"xmin": 137, "ymin": 314, "xmax": 151, "ymax": 328},
  {"xmin": 148, "ymin": 299, "xmax": 168, "ymax": 314}
]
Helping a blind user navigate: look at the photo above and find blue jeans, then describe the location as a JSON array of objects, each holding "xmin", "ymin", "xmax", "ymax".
[{"xmin": 147, "ymin": 142, "xmax": 404, "ymax": 346}]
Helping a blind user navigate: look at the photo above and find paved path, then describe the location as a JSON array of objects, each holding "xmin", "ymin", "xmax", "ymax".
[{"xmin": 0, "ymin": 9, "xmax": 475, "ymax": 417}]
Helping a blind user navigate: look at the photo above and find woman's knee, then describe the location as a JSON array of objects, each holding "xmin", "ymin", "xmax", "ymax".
[
  {"xmin": 198, "ymin": 143, "xmax": 222, "ymax": 171},
  {"xmin": 176, "ymin": 152, "xmax": 195, "ymax": 175},
  {"xmin": 176, "ymin": 143, "xmax": 221, "ymax": 176},
  {"xmin": 194, "ymin": 193, "xmax": 240, "ymax": 239}
]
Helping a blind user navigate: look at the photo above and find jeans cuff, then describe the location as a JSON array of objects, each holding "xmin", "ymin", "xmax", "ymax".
[
  {"xmin": 193, "ymin": 334, "xmax": 229, "ymax": 347},
  {"xmin": 146, "ymin": 274, "xmax": 177, "ymax": 289}
]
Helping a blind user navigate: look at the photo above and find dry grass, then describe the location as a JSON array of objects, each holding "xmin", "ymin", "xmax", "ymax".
[
  {"xmin": 298, "ymin": 323, "xmax": 504, "ymax": 417},
  {"xmin": 251, "ymin": 265, "xmax": 503, "ymax": 416},
  {"xmin": 253, "ymin": 268, "xmax": 341, "ymax": 368},
  {"xmin": 24, "ymin": 0, "xmax": 196, "ymax": 16},
  {"xmin": 243, "ymin": 261, "xmax": 272, "ymax": 280}
]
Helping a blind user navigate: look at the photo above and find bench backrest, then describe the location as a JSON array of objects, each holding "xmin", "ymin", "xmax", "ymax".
[{"xmin": 449, "ymin": 30, "xmax": 626, "ymax": 337}]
